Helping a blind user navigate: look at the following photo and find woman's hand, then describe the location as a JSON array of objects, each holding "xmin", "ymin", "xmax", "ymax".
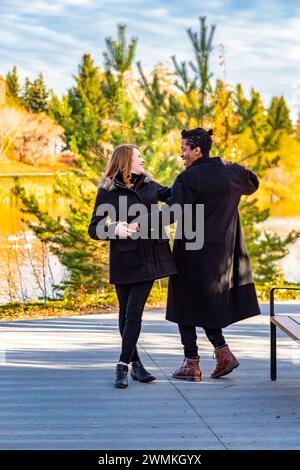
[
  {"xmin": 114, "ymin": 221, "xmax": 136, "ymax": 238},
  {"xmin": 127, "ymin": 222, "xmax": 140, "ymax": 232}
]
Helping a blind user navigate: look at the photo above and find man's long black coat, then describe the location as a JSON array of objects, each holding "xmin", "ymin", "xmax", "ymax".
[{"xmin": 161, "ymin": 157, "xmax": 261, "ymax": 328}]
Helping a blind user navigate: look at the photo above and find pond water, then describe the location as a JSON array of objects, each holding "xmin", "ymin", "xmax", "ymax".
[{"xmin": 0, "ymin": 175, "xmax": 68, "ymax": 303}]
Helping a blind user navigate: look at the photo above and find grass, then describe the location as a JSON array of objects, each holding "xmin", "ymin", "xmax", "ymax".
[
  {"xmin": 0, "ymin": 159, "xmax": 72, "ymax": 175},
  {"xmin": 0, "ymin": 285, "xmax": 169, "ymax": 322},
  {"xmin": 1, "ymin": 283, "xmax": 300, "ymax": 322}
]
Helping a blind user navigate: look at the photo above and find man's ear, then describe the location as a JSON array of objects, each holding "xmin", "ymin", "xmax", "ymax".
[{"xmin": 195, "ymin": 146, "xmax": 202, "ymax": 156}]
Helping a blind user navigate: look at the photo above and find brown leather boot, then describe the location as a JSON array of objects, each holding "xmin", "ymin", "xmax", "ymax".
[
  {"xmin": 211, "ymin": 344, "xmax": 240, "ymax": 378},
  {"xmin": 172, "ymin": 358, "xmax": 202, "ymax": 382}
]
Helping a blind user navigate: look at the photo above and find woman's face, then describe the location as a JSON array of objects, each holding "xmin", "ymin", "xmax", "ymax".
[{"xmin": 130, "ymin": 148, "xmax": 145, "ymax": 174}]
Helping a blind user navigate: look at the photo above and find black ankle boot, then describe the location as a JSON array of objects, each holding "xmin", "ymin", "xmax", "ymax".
[
  {"xmin": 115, "ymin": 363, "xmax": 128, "ymax": 388},
  {"xmin": 131, "ymin": 360, "xmax": 156, "ymax": 383}
]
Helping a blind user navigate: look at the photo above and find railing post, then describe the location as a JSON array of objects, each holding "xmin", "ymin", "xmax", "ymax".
[
  {"xmin": 269, "ymin": 286, "xmax": 300, "ymax": 381},
  {"xmin": 270, "ymin": 287, "xmax": 277, "ymax": 380}
]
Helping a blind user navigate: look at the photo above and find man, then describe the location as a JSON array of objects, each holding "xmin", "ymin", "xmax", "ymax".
[{"xmin": 132, "ymin": 127, "xmax": 261, "ymax": 381}]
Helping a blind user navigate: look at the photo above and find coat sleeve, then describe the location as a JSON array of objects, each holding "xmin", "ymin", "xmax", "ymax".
[
  {"xmin": 228, "ymin": 162, "xmax": 260, "ymax": 196},
  {"xmin": 165, "ymin": 172, "xmax": 200, "ymax": 207},
  {"xmin": 138, "ymin": 172, "xmax": 201, "ymax": 231},
  {"xmin": 242, "ymin": 167, "xmax": 260, "ymax": 195},
  {"xmin": 153, "ymin": 182, "xmax": 171, "ymax": 202},
  {"xmin": 88, "ymin": 188, "xmax": 117, "ymax": 240}
]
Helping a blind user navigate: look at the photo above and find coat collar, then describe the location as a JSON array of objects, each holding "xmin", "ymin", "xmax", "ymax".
[
  {"xmin": 190, "ymin": 156, "xmax": 221, "ymax": 168},
  {"xmin": 99, "ymin": 172, "xmax": 152, "ymax": 191}
]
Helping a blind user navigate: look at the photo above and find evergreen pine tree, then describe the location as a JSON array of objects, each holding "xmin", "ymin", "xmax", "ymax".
[
  {"xmin": 172, "ymin": 16, "xmax": 216, "ymax": 126},
  {"xmin": 268, "ymin": 96, "xmax": 293, "ymax": 134},
  {"xmin": 6, "ymin": 65, "xmax": 20, "ymax": 100},
  {"xmin": 295, "ymin": 111, "xmax": 300, "ymax": 141},
  {"xmin": 235, "ymin": 84, "xmax": 281, "ymax": 172},
  {"xmin": 49, "ymin": 53, "xmax": 107, "ymax": 172},
  {"xmin": 101, "ymin": 23, "xmax": 140, "ymax": 144},
  {"xmin": 136, "ymin": 61, "xmax": 169, "ymax": 140},
  {"xmin": 135, "ymin": 62, "xmax": 181, "ymax": 182},
  {"xmin": 22, "ymin": 73, "xmax": 49, "ymax": 113}
]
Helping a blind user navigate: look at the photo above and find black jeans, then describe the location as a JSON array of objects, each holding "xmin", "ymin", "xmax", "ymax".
[
  {"xmin": 115, "ymin": 280, "xmax": 154, "ymax": 364},
  {"xmin": 178, "ymin": 324, "xmax": 226, "ymax": 359}
]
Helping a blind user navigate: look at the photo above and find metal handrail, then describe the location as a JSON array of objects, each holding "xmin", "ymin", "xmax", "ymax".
[{"xmin": 270, "ymin": 287, "xmax": 300, "ymax": 317}]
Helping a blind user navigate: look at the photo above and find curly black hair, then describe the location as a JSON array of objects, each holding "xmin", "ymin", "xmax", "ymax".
[{"xmin": 181, "ymin": 127, "xmax": 213, "ymax": 158}]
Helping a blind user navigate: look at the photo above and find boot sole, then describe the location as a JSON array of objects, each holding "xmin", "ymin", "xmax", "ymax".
[
  {"xmin": 211, "ymin": 361, "xmax": 240, "ymax": 379},
  {"xmin": 131, "ymin": 373, "xmax": 156, "ymax": 383},
  {"xmin": 115, "ymin": 382, "xmax": 128, "ymax": 388},
  {"xmin": 172, "ymin": 374, "xmax": 202, "ymax": 382}
]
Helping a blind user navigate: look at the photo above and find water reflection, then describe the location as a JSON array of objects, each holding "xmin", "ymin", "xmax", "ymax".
[
  {"xmin": 259, "ymin": 217, "xmax": 300, "ymax": 284},
  {"xmin": 0, "ymin": 231, "xmax": 67, "ymax": 303},
  {"xmin": 0, "ymin": 176, "xmax": 68, "ymax": 303}
]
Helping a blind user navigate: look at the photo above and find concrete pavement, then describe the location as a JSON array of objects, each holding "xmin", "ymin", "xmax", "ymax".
[{"xmin": 0, "ymin": 303, "xmax": 299, "ymax": 450}]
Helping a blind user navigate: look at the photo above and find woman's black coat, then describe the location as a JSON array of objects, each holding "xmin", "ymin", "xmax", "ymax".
[
  {"xmin": 88, "ymin": 173, "xmax": 177, "ymax": 284},
  {"xmin": 140, "ymin": 157, "xmax": 261, "ymax": 329}
]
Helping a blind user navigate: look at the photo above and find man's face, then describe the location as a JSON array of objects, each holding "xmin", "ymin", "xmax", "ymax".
[{"xmin": 180, "ymin": 138, "xmax": 201, "ymax": 168}]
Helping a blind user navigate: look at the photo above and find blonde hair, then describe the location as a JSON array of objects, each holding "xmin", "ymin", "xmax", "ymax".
[{"xmin": 103, "ymin": 144, "xmax": 139, "ymax": 188}]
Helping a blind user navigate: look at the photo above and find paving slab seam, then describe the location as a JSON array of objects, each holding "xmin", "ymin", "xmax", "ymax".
[{"xmin": 138, "ymin": 340, "xmax": 228, "ymax": 450}]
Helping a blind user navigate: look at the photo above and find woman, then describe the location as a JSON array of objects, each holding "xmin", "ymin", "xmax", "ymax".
[{"xmin": 88, "ymin": 144, "xmax": 177, "ymax": 389}]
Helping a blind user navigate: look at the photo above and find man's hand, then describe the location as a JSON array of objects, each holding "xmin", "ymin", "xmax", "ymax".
[
  {"xmin": 114, "ymin": 221, "xmax": 137, "ymax": 238},
  {"xmin": 221, "ymin": 158, "xmax": 231, "ymax": 166}
]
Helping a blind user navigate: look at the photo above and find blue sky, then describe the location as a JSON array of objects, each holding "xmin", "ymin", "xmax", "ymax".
[{"xmin": 1, "ymin": 0, "xmax": 300, "ymax": 119}]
